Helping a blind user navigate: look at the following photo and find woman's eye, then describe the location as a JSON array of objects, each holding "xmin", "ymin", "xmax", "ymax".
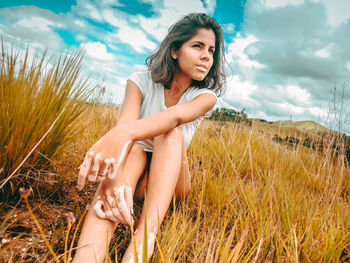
[
  {"xmin": 209, "ymin": 49, "xmax": 214, "ymax": 54},
  {"xmin": 193, "ymin": 44, "xmax": 200, "ymax": 48}
]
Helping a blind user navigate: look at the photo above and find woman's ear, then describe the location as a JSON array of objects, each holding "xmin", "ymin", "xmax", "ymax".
[{"xmin": 171, "ymin": 48, "xmax": 178, "ymax": 59}]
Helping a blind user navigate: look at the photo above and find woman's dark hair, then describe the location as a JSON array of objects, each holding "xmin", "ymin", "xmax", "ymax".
[{"xmin": 145, "ymin": 13, "xmax": 226, "ymax": 96}]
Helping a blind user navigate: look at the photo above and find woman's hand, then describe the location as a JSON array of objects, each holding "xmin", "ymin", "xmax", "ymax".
[
  {"xmin": 77, "ymin": 125, "xmax": 133, "ymax": 190},
  {"xmin": 92, "ymin": 175, "xmax": 134, "ymax": 225}
]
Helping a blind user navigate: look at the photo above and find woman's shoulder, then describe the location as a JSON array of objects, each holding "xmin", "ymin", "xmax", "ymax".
[
  {"xmin": 128, "ymin": 70, "xmax": 152, "ymax": 84},
  {"xmin": 127, "ymin": 70, "xmax": 154, "ymax": 95},
  {"xmin": 186, "ymin": 86, "xmax": 217, "ymax": 100}
]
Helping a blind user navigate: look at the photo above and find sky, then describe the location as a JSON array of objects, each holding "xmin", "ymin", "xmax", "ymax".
[{"xmin": 0, "ymin": 0, "xmax": 349, "ymax": 134}]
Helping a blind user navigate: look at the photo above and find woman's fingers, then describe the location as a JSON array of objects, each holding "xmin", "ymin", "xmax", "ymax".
[
  {"xmin": 78, "ymin": 140, "xmax": 133, "ymax": 188},
  {"xmin": 88, "ymin": 152, "xmax": 102, "ymax": 182},
  {"xmin": 77, "ymin": 151, "xmax": 95, "ymax": 190},
  {"xmin": 107, "ymin": 195, "xmax": 124, "ymax": 223},
  {"xmin": 96, "ymin": 158, "xmax": 112, "ymax": 181},
  {"xmin": 93, "ymin": 196, "xmax": 106, "ymax": 219},
  {"xmin": 99, "ymin": 158, "xmax": 111, "ymax": 179},
  {"xmin": 93, "ymin": 195, "xmax": 124, "ymax": 223},
  {"xmin": 103, "ymin": 198, "xmax": 119, "ymax": 223},
  {"xmin": 105, "ymin": 158, "xmax": 117, "ymax": 179},
  {"xmin": 108, "ymin": 140, "xmax": 132, "ymax": 179},
  {"xmin": 114, "ymin": 185, "xmax": 133, "ymax": 225}
]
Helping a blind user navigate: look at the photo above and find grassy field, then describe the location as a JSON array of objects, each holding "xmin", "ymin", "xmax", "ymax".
[{"xmin": 0, "ymin": 46, "xmax": 349, "ymax": 262}]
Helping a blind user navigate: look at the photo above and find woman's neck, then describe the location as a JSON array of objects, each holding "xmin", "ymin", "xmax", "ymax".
[{"xmin": 170, "ymin": 70, "xmax": 191, "ymax": 93}]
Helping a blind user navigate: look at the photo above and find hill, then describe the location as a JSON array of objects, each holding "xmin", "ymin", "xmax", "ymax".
[{"xmin": 272, "ymin": 120, "xmax": 332, "ymax": 135}]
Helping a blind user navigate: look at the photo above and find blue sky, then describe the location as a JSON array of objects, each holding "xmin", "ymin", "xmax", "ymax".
[{"xmin": 1, "ymin": 0, "xmax": 350, "ymax": 134}]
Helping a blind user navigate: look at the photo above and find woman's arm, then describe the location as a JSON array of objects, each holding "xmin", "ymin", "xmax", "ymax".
[
  {"xmin": 117, "ymin": 80, "xmax": 143, "ymax": 124},
  {"xmin": 116, "ymin": 92, "xmax": 217, "ymax": 141},
  {"xmin": 78, "ymin": 83, "xmax": 216, "ymax": 188},
  {"xmin": 77, "ymin": 80, "xmax": 142, "ymax": 189}
]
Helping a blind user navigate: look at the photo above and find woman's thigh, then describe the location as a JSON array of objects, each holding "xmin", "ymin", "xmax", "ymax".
[{"xmin": 133, "ymin": 151, "xmax": 152, "ymax": 201}]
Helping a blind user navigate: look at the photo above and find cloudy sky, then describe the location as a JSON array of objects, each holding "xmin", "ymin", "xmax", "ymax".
[{"xmin": 0, "ymin": 0, "xmax": 349, "ymax": 134}]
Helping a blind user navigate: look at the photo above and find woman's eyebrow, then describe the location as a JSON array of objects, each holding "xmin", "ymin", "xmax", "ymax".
[{"xmin": 191, "ymin": 40, "xmax": 215, "ymax": 49}]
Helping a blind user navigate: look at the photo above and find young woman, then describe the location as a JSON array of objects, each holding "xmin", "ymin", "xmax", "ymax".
[{"xmin": 73, "ymin": 13, "xmax": 226, "ymax": 263}]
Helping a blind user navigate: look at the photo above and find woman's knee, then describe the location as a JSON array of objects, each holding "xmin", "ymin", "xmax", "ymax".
[
  {"xmin": 157, "ymin": 127, "xmax": 184, "ymax": 145},
  {"xmin": 128, "ymin": 142, "xmax": 147, "ymax": 161}
]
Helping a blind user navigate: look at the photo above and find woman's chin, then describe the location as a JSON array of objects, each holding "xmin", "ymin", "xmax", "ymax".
[{"xmin": 192, "ymin": 74, "xmax": 207, "ymax": 82}]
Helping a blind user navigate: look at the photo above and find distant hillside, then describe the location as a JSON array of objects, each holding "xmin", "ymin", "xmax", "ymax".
[
  {"xmin": 272, "ymin": 120, "xmax": 333, "ymax": 136},
  {"xmin": 211, "ymin": 107, "xmax": 346, "ymax": 138}
]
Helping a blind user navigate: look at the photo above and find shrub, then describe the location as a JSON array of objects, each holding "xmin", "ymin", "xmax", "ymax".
[{"xmin": 0, "ymin": 43, "xmax": 92, "ymax": 197}]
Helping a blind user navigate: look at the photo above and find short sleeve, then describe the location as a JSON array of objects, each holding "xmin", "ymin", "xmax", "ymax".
[
  {"xmin": 191, "ymin": 88, "xmax": 216, "ymax": 99},
  {"xmin": 127, "ymin": 71, "xmax": 150, "ymax": 96},
  {"xmin": 186, "ymin": 88, "xmax": 217, "ymax": 118}
]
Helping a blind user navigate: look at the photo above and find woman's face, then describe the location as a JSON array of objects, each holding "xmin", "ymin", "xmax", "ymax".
[{"xmin": 172, "ymin": 28, "xmax": 216, "ymax": 82}]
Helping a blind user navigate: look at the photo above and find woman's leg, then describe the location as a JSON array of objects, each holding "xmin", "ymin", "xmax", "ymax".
[
  {"xmin": 73, "ymin": 143, "xmax": 148, "ymax": 263},
  {"xmin": 174, "ymin": 136, "xmax": 191, "ymax": 199},
  {"xmin": 121, "ymin": 127, "xmax": 191, "ymax": 262}
]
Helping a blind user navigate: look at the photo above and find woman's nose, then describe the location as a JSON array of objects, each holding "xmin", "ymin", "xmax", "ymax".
[{"xmin": 201, "ymin": 50, "xmax": 210, "ymax": 60}]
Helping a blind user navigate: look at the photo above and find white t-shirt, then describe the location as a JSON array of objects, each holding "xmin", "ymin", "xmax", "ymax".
[{"xmin": 127, "ymin": 70, "xmax": 216, "ymax": 152}]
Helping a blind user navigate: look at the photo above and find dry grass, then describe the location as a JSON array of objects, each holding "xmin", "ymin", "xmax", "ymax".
[
  {"xmin": 0, "ymin": 45, "xmax": 349, "ymax": 262},
  {"xmin": 157, "ymin": 120, "xmax": 350, "ymax": 262},
  {"xmin": 0, "ymin": 42, "xmax": 93, "ymax": 198}
]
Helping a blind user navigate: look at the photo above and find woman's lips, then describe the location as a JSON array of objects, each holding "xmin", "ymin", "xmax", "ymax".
[{"xmin": 195, "ymin": 65, "xmax": 207, "ymax": 72}]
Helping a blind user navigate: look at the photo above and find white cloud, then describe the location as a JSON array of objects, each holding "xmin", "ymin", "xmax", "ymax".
[
  {"xmin": 72, "ymin": 0, "xmax": 106, "ymax": 22},
  {"xmin": 16, "ymin": 16, "xmax": 62, "ymax": 32},
  {"xmin": 224, "ymin": 75, "xmax": 259, "ymax": 107},
  {"xmin": 319, "ymin": 0, "xmax": 350, "ymax": 27},
  {"xmin": 100, "ymin": 0, "xmax": 215, "ymax": 54},
  {"xmin": 263, "ymin": 0, "xmax": 304, "ymax": 8},
  {"xmin": 74, "ymin": 19, "xmax": 85, "ymax": 27},
  {"xmin": 84, "ymin": 2, "xmax": 100, "ymax": 18},
  {"xmin": 116, "ymin": 27, "xmax": 157, "ymax": 53},
  {"xmin": 103, "ymin": 10, "xmax": 127, "ymax": 28},
  {"xmin": 164, "ymin": 0, "xmax": 206, "ymax": 15},
  {"xmin": 99, "ymin": 0, "xmax": 123, "ymax": 6},
  {"xmin": 276, "ymin": 84, "xmax": 311, "ymax": 105},
  {"xmin": 274, "ymin": 101, "xmax": 305, "ymax": 115},
  {"xmin": 138, "ymin": 0, "xmax": 209, "ymax": 41},
  {"xmin": 222, "ymin": 23, "xmax": 235, "ymax": 33},
  {"xmin": 315, "ymin": 48, "xmax": 330, "ymax": 58},
  {"xmin": 306, "ymin": 106, "xmax": 328, "ymax": 119},
  {"xmin": 202, "ymin": 0, "xmax": 217, "ymax": 15},
  {"xmin": 4, "ymin": 15, "xmax": 65, "ymax": 50},
  {"xmin": 264, "ymin": 0, "xmax": 350, "ymax": 27},
  {"xmin": 138, "ymin": 15, "xmax": 169, "ymax": 42},
  {"xmin": 227, "ymin": 35, "xmax": 265, "ymax": 70},
  {"xmin": 83, "ymin": 42, "xmax": 114, "ymax": 60},
  {"xmin": 90, "ymin": 10, "xmax": 102, "ymax": 21}
]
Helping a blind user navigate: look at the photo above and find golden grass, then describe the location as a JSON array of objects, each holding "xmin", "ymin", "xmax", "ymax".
[
  {"xmin": 154, "ymin": 120, "xmax": 350, "ymax": 262},
  {"xmin": 0, "ymin": 42, "xmax": 93, "ymax": 196}
]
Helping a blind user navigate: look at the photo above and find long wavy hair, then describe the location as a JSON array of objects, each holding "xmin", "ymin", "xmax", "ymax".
[{"xmin": 145, "ymin": 13, "xmax": 226, "ymax": 96}]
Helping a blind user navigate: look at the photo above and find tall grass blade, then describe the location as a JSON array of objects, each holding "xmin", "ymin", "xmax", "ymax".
[
  {"xmin": 142, "ymin": 207, "xmax": 148, "ymax": 263},
  {"xmin": 21, "ymin": 192, "xmax": 59, "ymax": 263}
]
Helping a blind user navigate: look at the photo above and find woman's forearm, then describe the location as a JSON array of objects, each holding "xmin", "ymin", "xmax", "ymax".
[
  {"xmin": 117, "ymin": 107, "xmax": 180, "ymax": 141},
  {"xmin": 115, "ymin": 93, "xmax": 215, "ymax": 142}
]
